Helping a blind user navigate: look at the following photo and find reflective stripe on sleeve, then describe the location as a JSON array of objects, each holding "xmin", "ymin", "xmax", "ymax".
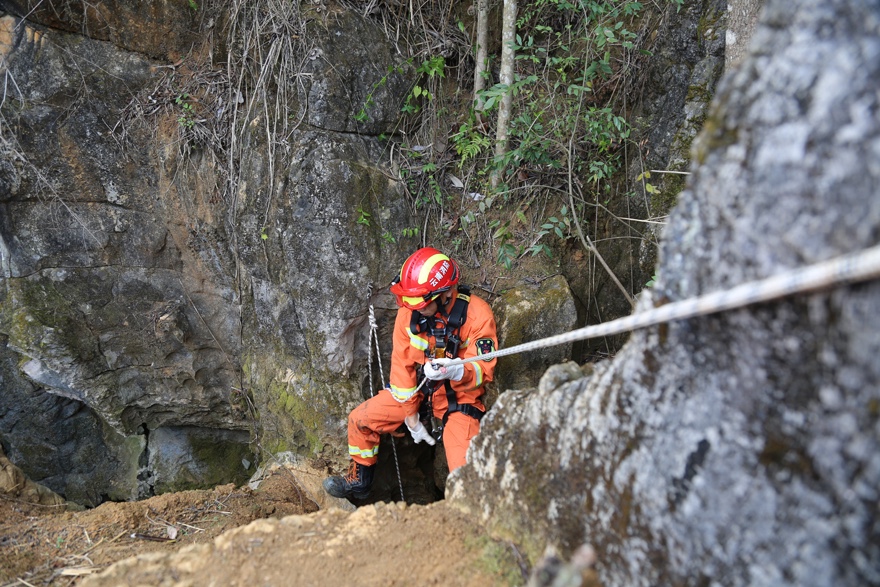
[
  {"xmin": 407, "ymin": 328, "xmax": 429, "ymax": 352},
  {"xmin": 472, "ymin": 361, "xmax": 483, "ymax": 388}
]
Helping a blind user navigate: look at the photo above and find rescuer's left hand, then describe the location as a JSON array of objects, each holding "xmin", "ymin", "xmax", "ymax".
[
  {"xmin": 424, "ymin": 358, "xmax": 464, "ymax": 382},
  {"xmin": 406, "ymin": 420, "xmax": 436, "ymax": 445}
]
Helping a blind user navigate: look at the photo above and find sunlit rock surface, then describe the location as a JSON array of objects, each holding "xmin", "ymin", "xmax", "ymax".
[{"xmin": 449, "ymin": 1, "xmax": 880, "ymax": 585}]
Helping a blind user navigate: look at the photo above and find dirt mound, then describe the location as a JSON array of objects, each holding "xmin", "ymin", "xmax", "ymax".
[
  {"xmin": 0, "ymin": 465, "xmax": 531, "ymax": 586},
  {"xmin": 79, "ymin": 500, "xmax": 525, "ymax": 587},
  {"xmin": 0, "ymin": 466, "xmax": 318, "ymax": 585}
]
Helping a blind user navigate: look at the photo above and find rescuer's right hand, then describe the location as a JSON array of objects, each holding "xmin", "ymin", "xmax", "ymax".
[
  {"xmin": 424, "ymin": 359, "xmax": 464, "ymax": 382},
  {"xmin": 406, "ymin": 420, "xmax": 436, "ymax": 446}
]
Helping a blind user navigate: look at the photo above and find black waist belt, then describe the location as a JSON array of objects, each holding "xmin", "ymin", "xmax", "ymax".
[
  {"xmin": 442, "ymin": 380, "xmax": 485, "ymax": 423},
  {"xmin": 451, "ymin": 403, "xmax": 485, "ymax": 421}
]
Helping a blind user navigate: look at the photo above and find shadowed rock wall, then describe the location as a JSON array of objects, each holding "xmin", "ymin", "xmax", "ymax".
[
  {"xmin": 0, "ymin": 12, "xmax": 235, "ymax": 504},
  {"xmin": 449, "ymin": 0, "xmax": 880, "ymax": 585},
  {"xmin": 568, "ymin": 0, "xmax": 730, "ymax": 359},
  {"xmin": 0, "ymin": 4, "xmax": 417, "ymax": 505}
]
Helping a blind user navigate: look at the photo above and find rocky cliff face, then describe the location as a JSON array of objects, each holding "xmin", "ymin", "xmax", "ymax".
[
  {"xmin": 449, "ymin": 1, "xmax": 879, "ymax": 585},
  {"xmin": 0, "ymin": 3, "xmax": 417, "ymax": 505},
  {"xmin": 0, "ymin": 0, "xmax": 727, "ymax": 508}
]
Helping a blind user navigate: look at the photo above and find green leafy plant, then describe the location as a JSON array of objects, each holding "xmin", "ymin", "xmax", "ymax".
[
  {"xmin": 452, "ymin": 122, "xmax": 492, "ymax": 165},
  {"xmin": 400, "ymin": 161, "xmax": 446, "ymax": 211},
  {"xmin": 356, "ymin": 55, "xmax": 445, "ymax": 122},
  {"xmin": 356, "ymin": 207, "xmax": 372, "ymax": 226},
  {"xmin": 423, "ymin": 163, "xmax": 443, "ymax": 206},
  {"xmin": 175, "ymin": 93, "xmax": 196, "ymax": 128},
  {"xmin": 355, "ymin": 0, "xmax": 659, "ymax": 274},
  {"xmin": 401, "ymin": 56, "xmax": 446, "ymax": 115},
  {"xmin": 527, "ymin": 206, "xmax": 573, "ymax": 257},
  {"xmin": 636, "ymin": 170, "xmax": 660, "ymax": 194},
  {"xmin": 489, "ymin": 220, "xmax": 518, "ymax": 269},
  {"xmin": 379, "ymin": 226, "xmax": 420, "ymax": 246},
  {"xmin": 464, "ymin": 1, "xmax": 636, "ymax": 196}
]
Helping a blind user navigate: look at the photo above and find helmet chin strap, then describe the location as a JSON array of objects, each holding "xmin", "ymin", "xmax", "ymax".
[{"xmin": 436, "ymin": 288, "xmax": 456, "ymax": 317}]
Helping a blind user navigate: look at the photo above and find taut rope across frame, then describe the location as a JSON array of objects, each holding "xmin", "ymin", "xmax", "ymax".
[{"xmin": 444, "ymin": 245, "xmax": 880, "ymax": 367}]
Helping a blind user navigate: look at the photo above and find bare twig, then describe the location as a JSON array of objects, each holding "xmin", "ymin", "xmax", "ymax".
[
  {"xmin": 130, "ymin": 533, "xmax": 176, "ymax": 543},
  {"xmin": 649, "ymin": 169, "xmax": 690, "ymax": 175}
]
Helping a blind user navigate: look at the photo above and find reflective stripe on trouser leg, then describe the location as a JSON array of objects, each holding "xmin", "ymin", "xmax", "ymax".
[
  {"xmin": 348, "ymin": 388, "xmax": 416, "ymax": 466},
  {"xmin": 348, "ymin": 444, "xmax": 378, "ymax": 461},
  {"xmin": 442, "ymin": 410, "xmax": 481, "ymax": 471}
]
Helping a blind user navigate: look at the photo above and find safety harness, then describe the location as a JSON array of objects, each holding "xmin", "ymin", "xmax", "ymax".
[{"xmin": 410, "ymin": 286, "xmax": 485, "ymax": 438}]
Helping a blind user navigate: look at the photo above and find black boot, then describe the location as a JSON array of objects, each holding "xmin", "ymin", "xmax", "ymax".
[{"xmin": 322, "ymin": 461, "xmax": 375, "ymax": 499}]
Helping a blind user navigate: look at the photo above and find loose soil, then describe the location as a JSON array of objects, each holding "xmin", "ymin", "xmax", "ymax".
[{"xmin": 0, "ymin": 467, "xmax": 526, "ymax": 587}]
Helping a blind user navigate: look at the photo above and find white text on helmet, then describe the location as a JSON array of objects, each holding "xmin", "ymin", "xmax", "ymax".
[{"xmin": 429, "ymin": 261, "xmax": 450, "ymax": 287}]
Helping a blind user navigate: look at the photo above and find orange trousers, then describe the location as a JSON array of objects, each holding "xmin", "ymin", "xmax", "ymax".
[{"xmin": 348, "ymin": 388, "xmax": 481, "ymax": 471}]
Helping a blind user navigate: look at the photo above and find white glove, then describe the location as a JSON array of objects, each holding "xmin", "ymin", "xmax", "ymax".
[
  {"xmin": 423, "ymin": 358, "xmax": 464, "ymax": 382},
  {"xmin": 406, "ymin": 420, "xmax": 436, "ymax": 445}
]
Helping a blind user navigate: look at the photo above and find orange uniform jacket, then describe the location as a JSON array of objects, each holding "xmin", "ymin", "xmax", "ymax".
[
  {"xmin": 388, "ymin": 290, "xmax": 498, "ymax": 416},
  {"xmin": 346, "ymin": 289, "xmax": 497, "ymax": 471}
]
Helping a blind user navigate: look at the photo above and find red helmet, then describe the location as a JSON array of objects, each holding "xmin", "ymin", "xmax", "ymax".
[{"xmin": 389, "ymin": 247, "xmax": 460, "ymax": 310}]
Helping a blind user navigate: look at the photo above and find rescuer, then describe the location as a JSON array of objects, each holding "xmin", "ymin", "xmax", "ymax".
[{"xmin": 323, "ymin": 247, "xmax": 498, "ymax": 500}]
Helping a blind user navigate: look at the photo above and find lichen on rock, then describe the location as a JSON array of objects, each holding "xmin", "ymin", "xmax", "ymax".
[{"xmin": 449, "ymin": 1, "xmax": 880, "ymax": 585}]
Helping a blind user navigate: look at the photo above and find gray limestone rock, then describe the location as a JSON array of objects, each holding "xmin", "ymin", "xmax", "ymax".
[
  {"xmin": 0, "ymin": 6, "xmax": 416, "ymax": 504},
  {"xmin": 449, "ymin": 1, "xmax": 880, "ymax": 585},
  {"xmin": 145, "ymin": 426, "xmax": 253, "ymax": 496},
  {"xmin": 494, "ymin": 275, "xmax": 578, "ymax": 394}
]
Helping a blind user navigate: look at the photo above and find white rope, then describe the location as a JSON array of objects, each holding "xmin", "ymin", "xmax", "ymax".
[
  {"xmin": 367, "ymin": 304, "xmax": 376, "ymax": 397},
  {"xmin": 442, "ymin": 244, "xmax": 880, "ymax": 367},
  {"xmin": 367, "ymin": 298, "xmax": 405, "ymax": 501},
  {"xmin": 367, "ymin": 303, "xmax": 386, "ymax": 394}
]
